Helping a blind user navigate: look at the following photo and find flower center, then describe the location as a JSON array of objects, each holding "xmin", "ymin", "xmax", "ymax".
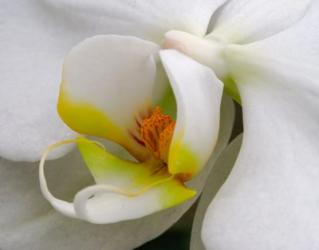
[{"xmin": 140, "ymin": 106, "xmax": 175, "ymax": 163}]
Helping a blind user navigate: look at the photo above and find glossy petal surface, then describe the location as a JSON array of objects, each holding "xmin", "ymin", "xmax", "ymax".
[
  {"xmin": 43, "ymin": 0, "xmax": 227, "ymax": 42},
  {"xmin": 209, "ymin": 0, "xmax": 311, "ymax": 43},
  {"xmin": 190, "ymin": 135, "xmax": 242, "ymax": 250},
  {"xmin": 160, "ymin": 50, "xmax": 223, "ymax": 177},
  {"xmin": 59, "ymin": 35, "xmax": 159, "ymax": 159},
  {"xmin": 202, "ymin": 44, "xmax": 319, "ymax": 250}
]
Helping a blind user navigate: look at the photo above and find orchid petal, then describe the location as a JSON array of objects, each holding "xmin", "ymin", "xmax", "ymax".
[
  {"xmin": 43, "ymin": 0, "xmax": 227, "ymax": 42},
  {"xmin": 190, "ymin": 135, "xmax": 242, "ymax": 250},
  {"xmin": 0, "ymin": 1, "xmax": 87, "ymax": 161},
  {"xmin": 160, "ymin": 50, "xmax": 223, "ymax": 178},
  {"xmin": 59, "ymin": 35, "xmax": 159, "ymax": 160},
  {"xmin": 202, "ymin": 45, "xmax": 319, "ymax": 249},
  {"xmin": 247, "ymin": 0, "xmax": 319, "ymax": 67},
  {"xmin": 208, "ymin": 0, "xmax": 311, "ymax": 43}
]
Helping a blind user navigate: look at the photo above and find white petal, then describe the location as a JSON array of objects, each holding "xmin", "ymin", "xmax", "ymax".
[
  {"xmin": 247, "ymin": 0, "xmax": 319, "ymax": 66},
  {"xmin": 160, "ymin": 50, "xmax": 224, "ymax": 177},
  {"xmin": 59, "ymin": 35, "xmax": 159, "ymax": 160},
  {"xmin": 202, "ymin": 45, "xmax": 319, "ymax": 249},
  {"xmin": 0, "ymin": 1, "xmax": 85, "ymax": 161},
  {"xmin": 190, "ymin": 135, "xmax": 242, "ymax": 250},
  {"xmin": 208, "ymin": 0, "xmax": 311, "ymax": 43},
  {"xmin": 72, "ymin": 182, "xmax": 194, "ymax": 224},
  {"xmin": 0, "ymin": 95, "xmax": 234, "ymax": 249},
  {"xmin": 43, "ymin": 0, "xmax": 227, "ymax": 41},
  {"xmin": 187, "ymin": 93, "xmax": 236, "ymax": 190}
]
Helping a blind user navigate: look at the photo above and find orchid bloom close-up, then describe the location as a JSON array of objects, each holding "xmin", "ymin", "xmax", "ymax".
[
  {"xmin": 39, "ymin": 36, "xmax": 224, "ymax": 224},
  {"xmin": 1, "ymin": 0, "xmax": 319, "ymax": 250}
]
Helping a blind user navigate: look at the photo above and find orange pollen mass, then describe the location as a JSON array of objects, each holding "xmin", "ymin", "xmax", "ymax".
[{"xmin": 140, "ymin": 106, "xmax": 175, "ymax": 163}]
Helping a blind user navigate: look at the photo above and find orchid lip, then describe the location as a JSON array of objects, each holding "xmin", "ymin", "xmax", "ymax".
[
  {"xmin": 39, "ymin": 137, "xmax": 195, "ymax": 223},
  {"xmin": 39, "ymin": 104, "xmax": 197, "ymax": 223}
]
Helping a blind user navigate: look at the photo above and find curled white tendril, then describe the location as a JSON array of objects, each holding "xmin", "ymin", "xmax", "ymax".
[{"xmin": 39, "ymin": 138, "xmax": 174, "ymax": 221}]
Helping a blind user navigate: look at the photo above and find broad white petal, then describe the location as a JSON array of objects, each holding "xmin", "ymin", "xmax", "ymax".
[
  {"xmin": 247, "ymin": 0, "xmax": 319, "ymax": 66},
  {"xmin": 43, "ymin": 0, "xmax": 227, "ymax": 41},
  {"xmin": 0, "ymin": 1, "xmax": 89, "ymax": 161},
  {"xmin": 0, "ymin": 95, "xmax": 234, "ymax": 249},
  {"xmin": 208, "ymin": 0, "xmax": 311, "ymax": 43},
  {"xmin": 202, "ymin": 45, "xmax": 319, "ymax": 249},
  {"xmin": 190, "ymin": 135, "xmax": 242, "ymax": 250},
  {"xmin": 160, "ymin": 50, "xmax": 223, "ymax": 178},
  {"xmin": 59, "ymin": 35, "xmax": 159, "ymax": 160}
]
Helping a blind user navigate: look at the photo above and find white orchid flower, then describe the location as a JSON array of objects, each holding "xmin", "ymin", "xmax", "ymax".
[
  {"xmin": 39, "ymin": 35, "xmax": 226, "ymax": 223},
  {"xmin": 1, "ymin": 1, "xmax": 236, "ymax": 249},
  {"xmin": 1, "ymin": 0, "xmax": 317, "ymax": 249}
]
